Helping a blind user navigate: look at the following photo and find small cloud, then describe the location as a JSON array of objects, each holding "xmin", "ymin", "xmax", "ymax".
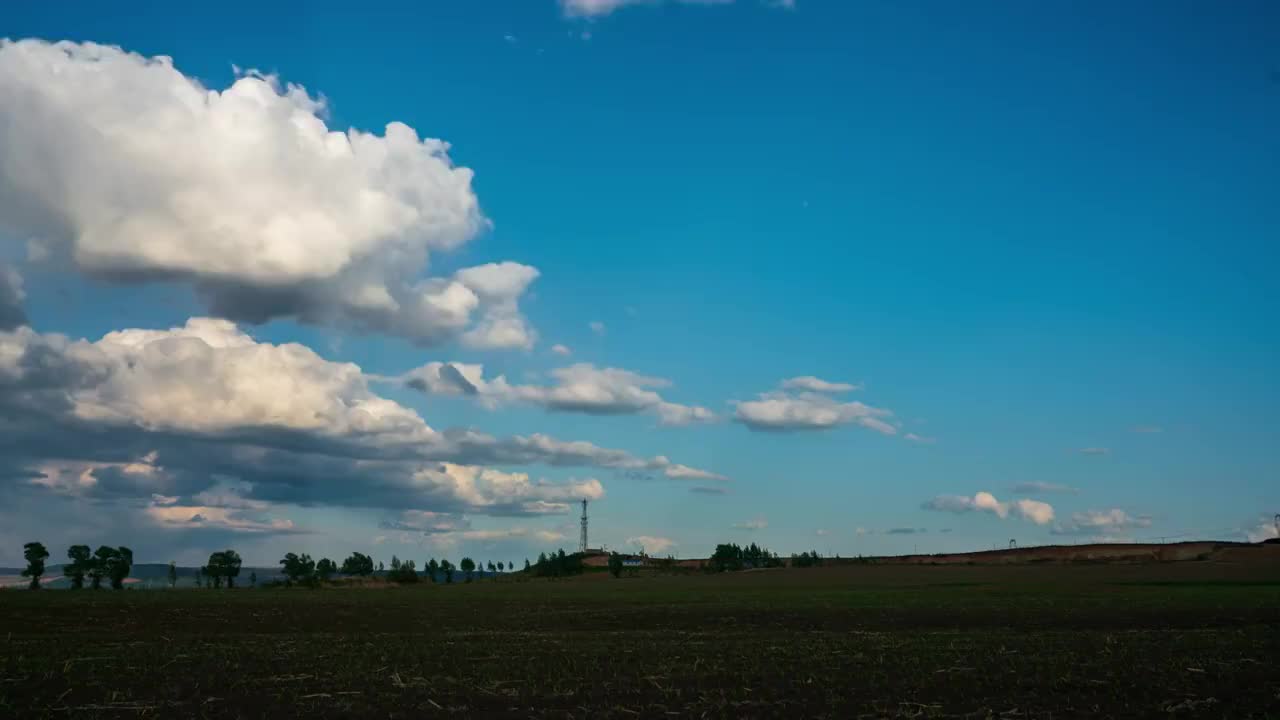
[
  {"xmin": 854, "ymin": 527, "xmax": 869, "ymax": 536},
  {"xmin": 1051, "ymin": 509, "xmax": 1152, "ymax": 536},
  {"xmin": 550, "ymin": 343, "xmax": 572, "ymax": 356},
  {"xmin": 1243, "ymin": 517, "xmax": 1279, "ymax": 543},
  {"xmin": 626, "ymin": 535, "xmax": 675, "ymax": 554},
  {"xmin": 922, "ymin": 491, "xmax": 1055, "ymax": 525},
  {"xmin": 372, "ymin": 535, "xmax": 388, "ymax": 545},
  {"xmin": 939, "ymin": 528, "xmax": 953, "ymax": 534},
  {"xmin": 766, "ymin": 0, "xmax": 796, "ymax": 8},
  {"xmin": 780, "ymin": 376, "xmax": 859, "ymax": 393},
  {"xmin": 503, "ymin": 33, "xmax": 518, "ymax": 44},
  {"xmin": 1078, "ymin": 447, "xmax": 1111, "ymax": 456},
  {"xmin": 690, "ymin": 486, "xmax": 729, "ymax": 496},
  {"xmin": 815, "ymin": 528, "xmax": 829, "ymax": 536},
  {"xmin": 733, "ymin": 516, "xmax": 767, "ymax": 531},
  {"xmin": 1011, "ymin": 481, "xmax": 1079, "ymax": 495},
  {"xmin": 904, "ymin": 433, "xmax": 936, "ymax": 444},
  {"xmin": 1132, "ymin": 425, "xmax": 1162, "ymax": 434},
  {"xmin": 886, "ymin": 527, "xmax": 924, "ymax": 535},
  {"xmin": 589, "ymin": 320, "xmax": 606, "ymax": 336}
]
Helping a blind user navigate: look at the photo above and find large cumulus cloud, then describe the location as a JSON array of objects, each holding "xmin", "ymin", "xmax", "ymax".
[
  {"xmin": 0, "ymin": 318, "xmax": 724, "ymax": 524},
  {"xmin": 0, "ymin": 39, "xmax": 535, "ymax": 348}
]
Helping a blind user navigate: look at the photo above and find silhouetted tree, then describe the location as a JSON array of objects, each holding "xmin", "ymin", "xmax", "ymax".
[
  {"xmin": 341, "ymin": 552, "xmax": 374, "ymax": 576},
  {"xmin": 249, "ymin": 571, "xmax": 258, "ymax": 588},
  {"xmin": 441, "ymin": 559, "xmax": 455, "ymax": 583},
  {"xmin": 97, "ymin": 546, "xmax": 133, "ymax": 590},
  {"xmin": 460, "ymin": 557, "xmax": 476, "ymax": 582},
  {"xmin": 316, "ymin": 558, "xmax": 337, "ymax": 581},
  {"xmin": 426, "ymin": 558, "xmax": 439, "ymax": 582},
  {"xmin": 387, "ymin": 558, "xmax": 418, "ymax": 584},
  {"xmin": 21, "ymin": 542, "xmax": 49, "ymax": 590},
  {"xmin": 64, "ymin": 545, "xmax": 92, "ymax": 589},
  {"xmin": 167, "ymin": 561, "xmax": 178, "ymax": 589},
  {"xmin": 524, "ymin": 558, "xmax": 531, "ymax": 571},
  {"xmin": 205, "ymin": 550, "xmax": 242, "ymax": 588},
  {"xmin": 280, "ymin": 552, "xmax": 316, "ymax": 586},
  {"xmin": 608, "ymin": 552, "xmax": 623, "ymax": 578}
]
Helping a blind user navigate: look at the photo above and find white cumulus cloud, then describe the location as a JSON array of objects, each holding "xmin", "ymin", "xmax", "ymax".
[
  {"xmin": 735, "ymin": 389, "xmax": 894, "ymax": 434},
  {"xmin": 0, "ymin": 39, "xmax": 536, "ymax": 348},
  {"xmin": 626, "ymin": 535, "xmax": 676, "ymax": 554},
  {"xmin": 922, "ymin": 491, "xmax": 1055, "ymax": 526}
]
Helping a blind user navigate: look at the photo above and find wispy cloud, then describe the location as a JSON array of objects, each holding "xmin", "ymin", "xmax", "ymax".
[
  {"xmin": 1011, "ymin": 481, "xmax": 1079, "ymax": 496},
  {"xmin": 1078, "ymin": 447, "xmax": 1111, "ymax": 456},
  {"xmin": 733, "ymin": 516, "xmax": 767, "ymax": 530},
  {"xmin": 626, "ymin": 535, "xmax": 676, "ymax": 554},
  {"xmin": 1051, "ymin": 509, "xmax": 1151, "ymax": 536}
]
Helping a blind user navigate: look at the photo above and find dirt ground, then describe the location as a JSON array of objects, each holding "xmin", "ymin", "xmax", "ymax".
[{"xmin": 1, "ymin": 554, "xmax": 1277, "ymax": 718}]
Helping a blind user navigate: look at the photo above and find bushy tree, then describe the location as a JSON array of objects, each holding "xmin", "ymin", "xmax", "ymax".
[
  {"xmin": 387, "ymin": 558, "xmax": 419, "ymax": 584},
  {"xmin": 440, "ymin": 559, "xmax": 455, "ymax": 583},
  {"xmin": 608, "ymin": 552, "xmax": 623, "ymax": 578},
  {"xmin": 530, "ymin": 548, "xmax": 586, "ymax": 578},
  {"xmin": 64, "ymin": 545, "xmax": 92, "ymax": 589},
  {"xmin": 460, "ymin": 557, "xmax": 475, "ymax": 582},
  {"xmin": 315, "ymin": 558, "xmax": 337, "ymax": 581},
  {"xmin": 341, "ymin": 552, "xmax": 374, "ymax": 576},
  {"xmin": 88, "ymin": 546, "xmax": 132, "ymax": 590},
  {"xmin": 205, "ymin": 550, "xmax": 242, "ymax": 588},
  {"xmin": 21, "ymin": 542, "xmax": 50, "ymax": 590},
  {"xmin": 792, "ymin": 550, "xmax": 824, "ymax": 568},
  {"xmin": 709, "ymin": 542, "xmax": 782, "ymax": 573},
  {"xmin": 426, "ymin": 558, "xmax": 439, "ymax": 583},
  {"xmin": 524, "ymin": 558, "xmax": 531, "ymax": 572},
  {"xmin": 280, "ymin": 552, "xmax": 316, "ymax": 586}
]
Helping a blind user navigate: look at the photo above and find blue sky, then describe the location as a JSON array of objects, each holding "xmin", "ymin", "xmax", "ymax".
[{"xmin": 1, "ymin": 0, "xmax": 1277, "ymax": 566}]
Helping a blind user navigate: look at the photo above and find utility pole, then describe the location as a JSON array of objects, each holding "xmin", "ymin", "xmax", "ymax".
[{"xmin": 580, "ymin": 499, "xmax": 589, "ymax": 554}]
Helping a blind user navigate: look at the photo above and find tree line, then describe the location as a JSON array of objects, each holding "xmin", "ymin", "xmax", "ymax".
[
  {"xmin": 18, "ymin": 542, "xmax": 134, "ymax": 590},
  {"xmin": 15, "ymin": 540, "xmax": 831, "ymax": 591}
]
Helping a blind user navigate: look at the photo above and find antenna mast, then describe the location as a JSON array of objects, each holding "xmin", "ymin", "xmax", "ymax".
[{"xmin": 580, "ymin": 499, "xmax": 589, "ymax": 554}]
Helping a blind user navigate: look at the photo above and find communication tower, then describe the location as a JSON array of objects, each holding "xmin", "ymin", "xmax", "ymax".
[{"xmin": 580, "ymin": 499, "xmax": 589, "ymax": 554}]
